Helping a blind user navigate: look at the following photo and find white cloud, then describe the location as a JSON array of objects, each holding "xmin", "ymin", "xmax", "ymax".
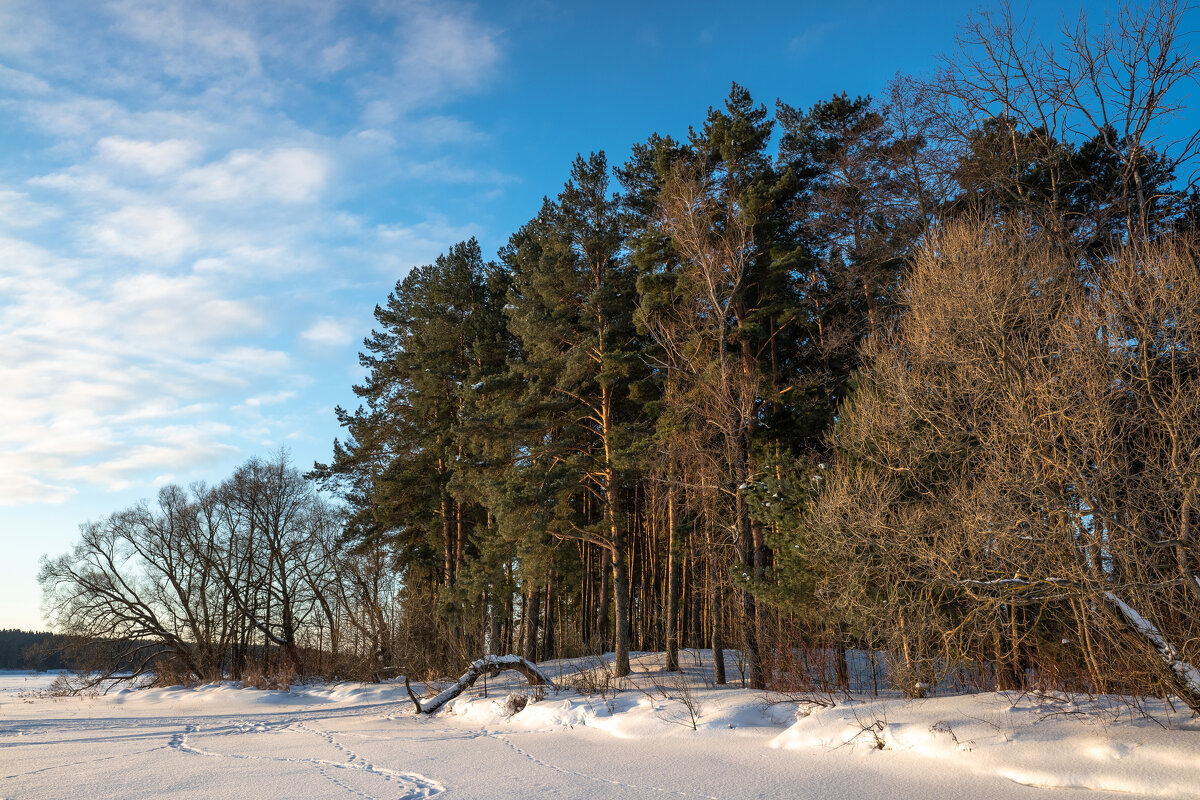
[
  {"xmin": 372, "ymin": 216, "xmax": 480, "ymax": 271},
  {"xmin": 396, "ymin": 5, "xmax": 501, "ymax": 96},
  {"xmin": 0, "ymin": 0, "xmax": 508, "ymax": 509},
  {"xmin": 357, "ymin": 114, "xmax": 486, "ymax": 149},
  {"xmin": 301, "ymin": 317, "xmax": 355, "ymax": 348},
  {"xmin": 0, "ymin": 470, "xmax": 76, "ymax": 507},
  {"xmin": 182, "ymin": 148, "xmax": 329, "ymax": 204},
  {"xmin": 0, "ymin": 232, "xmax": 280, "ymax": 503},
  {"xmin": 401, "ymin": 156, "xmax": 513, "ymax": 185},
  {"xmin": 787, "ymin": 23, "xmax": 836, "ymax": 56},
  {"xmin": 318, "ymin": 36, "xmax": 357, "ymax": 74},
  {"xmin": 0, "ymin": 1, "xmax": 54, "ymax": 59},
  {"xmin": 345, "ymin": 1, "xmax": 502, "ymax": 119},
  {"xmin": 89, "ymin": 205, "xmax": 199, "ymax": 263},
  {"xmin": 0, "ymin": 64, "xmax": 51, "ymax": 94},
  {"xmin": 192, "ymin": 244, "xmax": 321, "ymax": 277},
  {"xmin": 59, "ymin": 426, "xmax": 240, "ymax": 491},
  {"xmin": 96, "ymin": 136, "xmax": 203, "ymax": 176},
  {"xmin": 107, "ymin": 272, "xmax": 266, "ymax": 344},
  {"xmin": 243, "ymin": 390, "xmax": 296, "ymax": 408},
  {"xmin": 107, "ymin": 0, "xmax": 262, "ymax": 79},
  {"xmin": 210, "ymin": 347, "xmax": 290, "ymax": 374},
  {"xmin": 0, "ymin": 189, "xmax": 61, "ymax": 228}
]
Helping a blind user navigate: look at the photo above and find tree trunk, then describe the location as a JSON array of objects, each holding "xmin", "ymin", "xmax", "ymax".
[
  {"xmin": 523, "ymin": 586, "xmax": 540, "ymax": 663},
  {"xmin": 612, "ymin": 543, "xmax": 632, "ymax": 677},
  {"xmin": 752, "ymin": 518, "xmax": 770, "ymax": 684},
  {"xmin": 711, "ymin": 552, "xmax": 726, "ymax": 685},
  {"xmin": 455, "ymin": 501, "xmax": 466, "ymax": 581},
  {"xmin": 543, "ymin": 571, "xmax": 556, "ymax": 661},
  {"xmin": 835, "ymin": 621, "xmax": 850, "ymax": 691},
  {"xmin": 406, "ymin": 655, "xmax": 555, "ymax": 714},
  {"xmin": 503, "ymin": 565, "xmax": 515, "ymax": 655},
  {"xmin": 1104, "ymin": 592, "xmax": 1200, "ymax": 712},
  {"xmin": 734, "ymin": 462, "xmax": 763, "ymax": 689},
  {"xmin": 665, "ymin": 488, "xmax": 682, "ymax": 672},
  {"xmin": 595, "ymin": 545, "xmax": 610, "ymax": 655},
  {"xmin": 487, "ymin": 589, "xmax": 502, "ymax": 656},
  {"xmin": 441, "ymin": 486, "xmax": 454, "ymax": 587}
]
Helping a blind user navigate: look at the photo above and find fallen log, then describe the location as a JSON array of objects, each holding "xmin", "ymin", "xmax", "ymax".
[{"xmin": 405, "ymin": 654, "xmax": 555, "ymax": 714}]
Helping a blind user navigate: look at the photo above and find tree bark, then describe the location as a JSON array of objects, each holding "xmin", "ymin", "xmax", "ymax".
[
  {"xmin": 522, "ymin": 586, "xmax": 540, "ymax": 663},
  {"xmin": 711, "ymin": 551, "xmax": 726, "ymax": 685},
  {"xmin": 665, "ymin": 488, "xmax": 682, "ymax": 672},
  {"xmin": 406, "ymin": 655, "xmax": 555, "ymax": 714},
  {"xmin": 595, "ymin": 545, "xmax": 610, "ymax": 655}
]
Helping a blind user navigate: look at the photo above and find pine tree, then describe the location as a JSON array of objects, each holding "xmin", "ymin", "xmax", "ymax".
[
  {"xmin": 632, "ymin": 84, "xmax": 811, "ymax": 688},
  {"xmin": 501, "ymin": 152, "xmax": 645, "ymax": 676},
  {"xmin": 311, "ymin": 239, "xmax": 509, "ymax": 664}
]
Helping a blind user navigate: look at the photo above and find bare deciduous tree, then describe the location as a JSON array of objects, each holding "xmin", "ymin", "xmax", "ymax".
[
  {"xmin": 807, "ymin": 220, "xmax": 1200, "ymax": 708},
  {"xmin": 39, "ymin": 452, "xmax": 389, "ymax": 687},
  {"xmin": 641, "ymin": 156, "xmax": 766, "ymax": 688},
  {"xmin": 933, "ymin": 0, "xmax": 1200, "ymax": 239}
]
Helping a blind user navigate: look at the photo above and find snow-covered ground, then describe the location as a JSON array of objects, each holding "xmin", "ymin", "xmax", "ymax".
[{"xmin": 2, "ymin": 653, "xmax": 1198, "ymax": 799}]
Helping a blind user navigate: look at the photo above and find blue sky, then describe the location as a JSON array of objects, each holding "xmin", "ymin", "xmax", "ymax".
[{"xmin": 0, "ymin": 0, "xmax": 1151, "ymax": 629}]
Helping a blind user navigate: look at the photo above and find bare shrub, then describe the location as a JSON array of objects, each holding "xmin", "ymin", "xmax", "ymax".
[
  {"xmin": 663, "ymin": 668, "xmax": 702, "ymax": 730},
  {"xmin": 240, "ymin": 664, "xmax": 295, "ymax": 691},
  {"xmin": 570, "ymin": 657, "xmax": 622, "ymax": 699},
  {"xmin": 808, "ymin": 221, "xmax": 1200, "ymax": 709},
  {"xmin": 150, "ymin": 656, "xmax": 199, "ymax": 689}
]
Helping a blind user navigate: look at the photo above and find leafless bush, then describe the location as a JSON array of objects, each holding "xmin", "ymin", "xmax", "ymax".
[
  {"xmin": 808, "ymin": 221, "xmax": 1200, "ymax": 709},
  {"xmin": 240, "ymin": 663, "xmax": 295, "ymax": 691},
  {"xmin": 664, "ymin": 668, "xmax": 702, "ymax": 730},
  {"xmin": 149, "ymin": 655, "xmax": 201, "ymax": 689},
  {"xmin": 842, "ymin": 707, "xmax": 889, "ymax": 750},
  {"xmin": 570, "ymin": 657, "xmax": 622, "ymax": 699}
]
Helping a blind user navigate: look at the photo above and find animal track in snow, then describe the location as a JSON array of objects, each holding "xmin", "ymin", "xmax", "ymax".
[{"xmin": 169, "ymin": 723, "xmax": 444, "ymax": 800}]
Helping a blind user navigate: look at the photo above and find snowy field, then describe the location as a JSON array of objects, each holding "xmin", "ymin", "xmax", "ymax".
[{"xmin": 2, "ymin": 653, "xmax": 1199, "ymax": 799}]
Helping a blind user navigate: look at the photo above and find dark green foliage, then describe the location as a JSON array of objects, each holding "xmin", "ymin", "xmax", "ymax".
[
  {"xmin": 0, "ymin": 630, "xmax": 75, "ymax": 670},
  {"xmin": 310, "ymin": 239, "xmax": 512, "ymax": 662},
  {"xmin": 499, "ymin": 152, "xmax": 646, "ymax": 674}
]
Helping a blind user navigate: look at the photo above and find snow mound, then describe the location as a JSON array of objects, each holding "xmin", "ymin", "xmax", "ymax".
[{"xmin": 771, "ymin": 693, "xmax": 1200, "ymax": 797}]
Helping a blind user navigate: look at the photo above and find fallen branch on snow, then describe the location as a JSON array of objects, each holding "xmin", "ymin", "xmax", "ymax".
[{"xmin": 405, "ymin": 654, "xmax": 555, "ymax": 714}]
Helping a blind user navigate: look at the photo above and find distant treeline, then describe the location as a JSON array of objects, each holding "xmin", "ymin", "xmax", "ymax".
[{"xmin": 0, "ymin": 630, "xmax": 75, "ymax": 670}]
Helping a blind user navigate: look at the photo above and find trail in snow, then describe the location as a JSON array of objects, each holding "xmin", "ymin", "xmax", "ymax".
[{"xmin": 168, "ymin": 722, "xmax": 444, "ymax": 800}]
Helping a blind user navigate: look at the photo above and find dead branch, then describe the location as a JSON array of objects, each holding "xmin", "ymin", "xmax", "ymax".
[{"xmin": 405, "ymin": 654, "xmax": 556, "ymax": 714}]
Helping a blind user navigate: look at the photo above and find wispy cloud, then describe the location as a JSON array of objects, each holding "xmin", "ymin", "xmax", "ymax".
[
  {"xmin": 301, "ymin": 317, "xmax": 356, "ymax": 348},
  {"xmin": 0, "ymin": 64, "xmax": 51, "ymax": 94},
  {"xmin": 787, "ymin": 22, "xmax": 837, "ymax": 56},
  {"xmin": 243, "ymin": 390, "xmax": 297, "ymax": 408},
  {"xmin": 96, "ymin": 136, "xmax": 203, "ymax": 176},
  {"xmin": 0, "ymin": 0, "xmax": 503, "ymax": 505},
  {"xmin": 107, "ymin": 0, "xmax": 263, "ymax": 80},
  {"xmin": 0, "ymin": 188, "xmax": 60, "ymax": 227},
  {"xmin": 181, "ymin": 148, "xmax": 330, "ymax": 204},
  {"xmin": 88, "ymin": 206, "xmax": 199, "ymax": 262}
]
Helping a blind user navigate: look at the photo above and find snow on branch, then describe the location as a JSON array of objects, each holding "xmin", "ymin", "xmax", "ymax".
[
  {"xmin": 939, "ymin": 576, "xmax": 1080, "ymax": 602},
  {"xmin": 405, "ymin": 655, "xmax": 555, "ymax": 715},
  {"xmin": 945, "ymin": 576, "xmax": 1184, "ymax": 603},
  {"xmin": 1104, "ymin": 592, "xmax": 1200, "ymax": 708}
]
